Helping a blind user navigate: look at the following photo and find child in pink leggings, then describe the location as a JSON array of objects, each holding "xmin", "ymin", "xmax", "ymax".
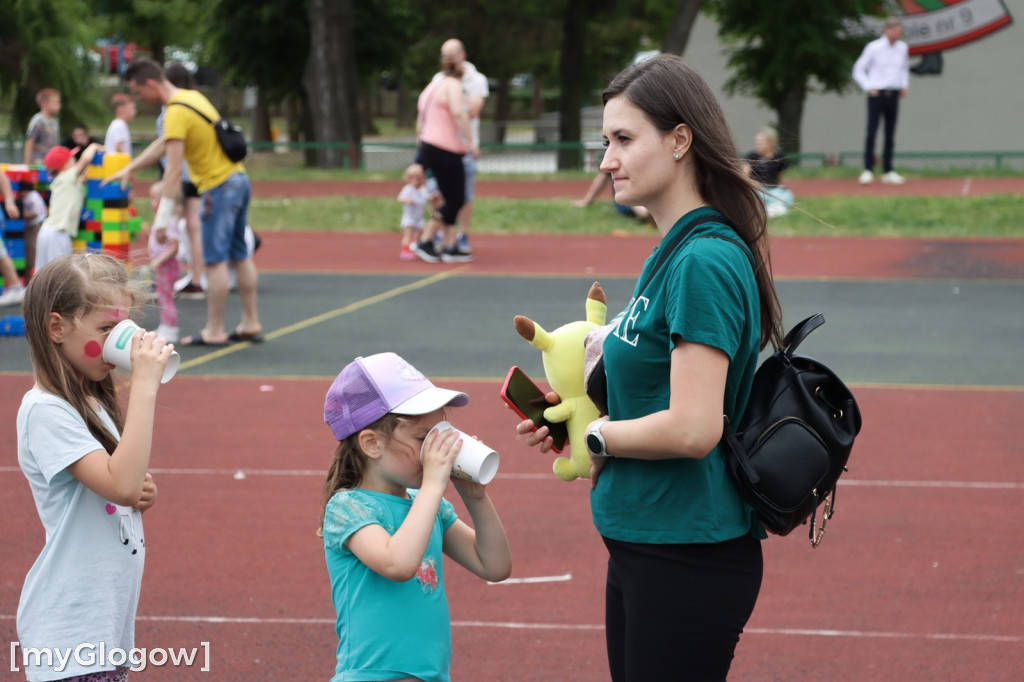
[{"xmin": 147, "ymin": 182, "xmax": 180, "ymax": 342}]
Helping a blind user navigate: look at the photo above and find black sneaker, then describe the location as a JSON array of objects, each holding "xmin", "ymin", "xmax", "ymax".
[
  {"xmin": 441, "ymin": 245, "xmax": 473, "ymax": 263},
  {"xmin": 411, "ymin": 240, "xmax": 441, "ymax": 263},
  {"xmin": 177, "ymin": 282, "xmax": 206, "ymax": 299}
]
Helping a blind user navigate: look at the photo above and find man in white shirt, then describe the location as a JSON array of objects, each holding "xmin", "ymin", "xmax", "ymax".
[{"xmin": 853, "ymin": 17, "xmax": 909, "ymax": 185}]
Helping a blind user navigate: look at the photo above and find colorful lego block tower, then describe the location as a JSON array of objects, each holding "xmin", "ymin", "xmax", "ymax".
[
  {"xmin": 0, "ymin": 164, "xmax": 48, "ymax": 288},
  {"xmin": 2, "ymin": 154, "xmax": 143, "ymax": 296},
  {"xmin": 79, "ymin": 151, "xmax": 143, "ymax": 259}
]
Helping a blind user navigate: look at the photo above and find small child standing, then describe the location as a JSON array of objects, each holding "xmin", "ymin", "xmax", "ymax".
[
  {"xmin": 21, "ymin": 183, "xmax": 49, "ymax": 233},
  {"xmin": 321, "ymin": 352, "xmax": 511, "ymax": 682},
  {"xmin": 35, "ymin": 143, "xmax": 101, "ymax": 273},
  {"xmin": 17, "ymin": 253, "xmax": 171, "ymax": 680},
  {"xmin": 397, "ymin": 163, "xmax": 431, "ymax": 260},
  {"xmin": 103, "ymin": 93, "xmax": 137, "ymax": 157},
  {"xmin": 146, "ymin": 181, "xmax": 181, "ymax": 342},
  {"xmin": 23, "ymin": 88, "xmax": 61, "ymax": 166}
]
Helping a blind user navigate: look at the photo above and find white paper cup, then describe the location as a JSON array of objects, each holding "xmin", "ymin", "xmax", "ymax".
[
  {"xmin": 427, "ymin": 421, "xmax": 500, "ymax": 485},
  {"xmin": 102, "ymin": 319, "xmax": 180, "ymax": 384}
]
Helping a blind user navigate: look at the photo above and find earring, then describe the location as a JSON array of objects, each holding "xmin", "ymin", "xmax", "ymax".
[{"xmin": 673, "ymin": 153, "xmax": 680, "ymax": 160}]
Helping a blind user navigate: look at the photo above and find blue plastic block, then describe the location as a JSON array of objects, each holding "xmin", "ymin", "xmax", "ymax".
[
  {"xmin": 0, "ymin": 316, "xmax": 25, "ymax": 336},
  {"xmin": 98, "ymin": 181, "xmax": 130, "ymax": 200},
  {"xmin": 6, "ymin": 239, "xmax": 25, "ymax": 259}
]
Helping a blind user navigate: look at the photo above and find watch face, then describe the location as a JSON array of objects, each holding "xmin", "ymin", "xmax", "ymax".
[{"xmin": 586, "ymin": 432, "xmax": 603, "ymax": 455}]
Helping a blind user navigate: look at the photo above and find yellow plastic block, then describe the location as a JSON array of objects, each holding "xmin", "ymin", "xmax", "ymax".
[
  {"xmin": 102, "ymin": 231, "xmax": 131, "ymax": 245},
  {"xmin": 102, "ymin": 153, "xmax": 131, "ymax": 176},
  {"xmin": 101, "ymin": 208, "xmax": 129, "ymax": 223},
  {"xmin": 86, "ymin": 165, "xmax": 106, "ymax": 180}
]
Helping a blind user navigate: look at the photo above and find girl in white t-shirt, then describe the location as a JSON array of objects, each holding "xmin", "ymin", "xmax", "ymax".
[{"xmin": 16, "ymin": 253, "xmax": 174, "ymax": 681}]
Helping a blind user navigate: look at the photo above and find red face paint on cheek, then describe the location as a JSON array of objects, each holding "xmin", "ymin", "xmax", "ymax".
[{"xmin": 84, "ymin": 340, "xmax": 103, "ymax": 358}]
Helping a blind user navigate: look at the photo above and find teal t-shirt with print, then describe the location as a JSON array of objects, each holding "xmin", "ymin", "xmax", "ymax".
[
  {"xmin": 590, "ymin": 207, "xmax": 766, "ymax": 544},
  {"xmin": 324, "ymin": 489, "xmax": 458, "ymax": 682}
]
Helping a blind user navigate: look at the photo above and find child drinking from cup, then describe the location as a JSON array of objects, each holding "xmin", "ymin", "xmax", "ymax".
[
  {"xmin": 320, "ymin": 352, "xmax": 512, "ymax": 682},
  {"xmin": 15, "ymin": 253, "xmax": 174, "ymax": 680}
]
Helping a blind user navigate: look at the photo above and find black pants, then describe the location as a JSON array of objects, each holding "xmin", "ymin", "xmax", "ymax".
[
  {"xmin": 863, "ymin": 92, "xmax": 900, "ymax": 173},
  {"xmin": 417, "ymin": 141, "xmax": 465, "ymax": 226},
  {"xmin": 603, "ymin": 534, "xmax": 763, "ymax": 682}
]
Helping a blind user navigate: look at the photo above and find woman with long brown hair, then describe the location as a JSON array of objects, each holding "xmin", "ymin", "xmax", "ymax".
[{"xmin": 517, "ymin": 54, "xmax": 784, "ymax": 680}]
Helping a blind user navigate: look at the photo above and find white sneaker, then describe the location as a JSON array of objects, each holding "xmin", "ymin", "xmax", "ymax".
[
  {"xmin": 0, "ymin": 285, "xmax": 26, "ymax": 307},
  {"xmin": 155, "ymin": 324, "xmax": 179, "ymax": 343},
  {"xmin": 881, "ymin": 171, "xmax": 906, "ymax": 185},
  {"xmin": 173, "ymin": 272, "xmax": 192, "ymax": 293},
  {"xmin": 858, "ymin": 170, "xmax": 874, "ymax": 185}
]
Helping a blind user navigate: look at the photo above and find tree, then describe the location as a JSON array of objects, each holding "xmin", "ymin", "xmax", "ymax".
[
  {"xmin": 0, "ymin": 0, "xmax": 103, "ymax": 137},
  {"xmin": 661, "ymin": 0, "xmax": 702, "ymax": 55},
  {"xmin": 304, "ymin": 0, "xmax": 362, "ymax": 168},
  {"xmin": 705, "ymin": 0, "xmax": 881, "ymax": 157},
  {"xmin": 93, "ymin": 0, "xmax": 206, "ymax": 66},
  {"xmin": 205, "ymin": 0, "xmax": 310, "ymax": 143}
]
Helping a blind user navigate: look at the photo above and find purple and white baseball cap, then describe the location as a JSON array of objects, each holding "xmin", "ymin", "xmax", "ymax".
[{"xmin": 324, "ymin": 352, "xmax": 469, "ymax": 440}]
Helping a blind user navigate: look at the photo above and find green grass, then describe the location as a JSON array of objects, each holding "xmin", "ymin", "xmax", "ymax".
[
  {"xmin": 166, "ymin": 193, "xmax": 1020, "ymax": 238},
  {"xmin": 770, "ymin": 195, "xmax": 1024, "ymax": 237}
]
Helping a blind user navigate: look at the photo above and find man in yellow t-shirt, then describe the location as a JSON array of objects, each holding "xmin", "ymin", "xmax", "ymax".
[{"xmin": 124, "ymin": 58, "xmax": 261, "ymax": 347}]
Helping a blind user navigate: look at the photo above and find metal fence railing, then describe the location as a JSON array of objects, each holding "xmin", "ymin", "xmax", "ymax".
[{"xmin": 3, "ymin": 137, "xmax": 1021, "ymax": 174}]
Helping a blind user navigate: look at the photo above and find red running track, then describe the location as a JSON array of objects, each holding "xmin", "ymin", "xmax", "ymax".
[{"xmin": 2, "ymin": 225, "xmax": 1023, "ymax": 680}]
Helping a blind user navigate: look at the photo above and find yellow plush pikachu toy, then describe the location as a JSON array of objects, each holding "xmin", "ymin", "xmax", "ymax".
[{"xmin": 514, "ymin": 282, "xmax": 607, "ymax": 481}]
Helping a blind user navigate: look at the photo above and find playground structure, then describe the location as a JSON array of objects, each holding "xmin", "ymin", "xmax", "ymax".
[{"xmin": 0, "ymin": 153, "xmax": 144, "ymax": 333}]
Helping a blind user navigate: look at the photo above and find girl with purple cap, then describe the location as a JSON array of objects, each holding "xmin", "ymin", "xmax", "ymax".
[{"xmin": 319, "ymin": 352, "xmax": 511, "ymax": 682}]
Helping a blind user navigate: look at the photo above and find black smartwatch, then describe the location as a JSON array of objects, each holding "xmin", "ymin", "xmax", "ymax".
[{"xmin": 586, "ymin": 421, "xmax": 611, "ymax": 458}]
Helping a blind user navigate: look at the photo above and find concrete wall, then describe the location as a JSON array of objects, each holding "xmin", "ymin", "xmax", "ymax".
[{"xmin": 680, "ymin": 8, "xmax": 1022, "ymax": 158}]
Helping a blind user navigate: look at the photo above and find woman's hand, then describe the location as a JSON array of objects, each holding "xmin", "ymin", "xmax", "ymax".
[{"xmin": 513, "ymin": 391, "xmax": 561, "ymax": 453}]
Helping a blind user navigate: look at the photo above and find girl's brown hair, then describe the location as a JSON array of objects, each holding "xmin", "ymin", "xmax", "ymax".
[
  {"xmin": 22, "ymin": 254, "xmax": 148, "ymax": 454},
  {"xmin": 318, "ymin": 413, "xmax": 405, "ymax": 536},
  {"xmin": 603, "ymin": 54, "xmax": 784, "ymax": 350}
]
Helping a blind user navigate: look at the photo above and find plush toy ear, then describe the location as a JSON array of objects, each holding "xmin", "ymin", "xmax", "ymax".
[
  {"xmin": 513, "ymin": 315, "xmax": 536, "ymax": 342},
  {"xmin": 587, "ymin": 281, "xmax": 607, "ymax": 306}
]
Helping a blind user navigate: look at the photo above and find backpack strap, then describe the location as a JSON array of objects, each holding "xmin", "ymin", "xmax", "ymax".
[
  {"xmin": 781, "ymin": 313, "xmax": 825, "ymax": 357},
  {"xmin": 638, "ymin": 216, "xmax": 741, "ymax": 296},
  {"xmin": 168, "ymin": 101, "xmax": 215, "ymax": 125}
]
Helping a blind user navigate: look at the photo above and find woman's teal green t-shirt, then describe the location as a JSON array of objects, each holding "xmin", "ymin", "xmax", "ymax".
[{"xmin": 590, "ymin": 207, "xmax": 766, "ymax": 544}]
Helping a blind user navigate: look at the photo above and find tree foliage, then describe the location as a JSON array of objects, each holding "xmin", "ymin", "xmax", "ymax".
[
  {"xmin": 0, "ymin": 0, "xmax": 103, "ymax": 136},
  {"xmin": 705, "ymin": 0, "xmax": 882, "ymax": 154},
  {"xmin": 92, "ymin": 0, "xmax": 206, "ymax": 64}
]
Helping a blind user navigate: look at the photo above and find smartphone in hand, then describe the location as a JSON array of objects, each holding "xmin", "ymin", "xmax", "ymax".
[{"xmin": 500, "ymin": 366, "xmax": 569, "ymax": 453}]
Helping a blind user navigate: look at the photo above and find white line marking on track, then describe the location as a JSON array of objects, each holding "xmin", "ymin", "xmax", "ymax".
[
  {"xmin": 3, "ymin": 467, "xmax": 1023, "ymax": 490},
  {"xmin": 745, "ymin": 627, "xmax": 1022, "ymax": 643},
  {"xmin": 0, "ymin": 615, "xmax": 1016, "ymax": 641},
  {"xmin": 489, "ymin": 573, "xmax": 572, "ymax": 585}
]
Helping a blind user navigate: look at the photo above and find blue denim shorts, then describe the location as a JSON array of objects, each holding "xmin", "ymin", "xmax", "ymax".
[
  {"xmin": 462, "ymin": 154, "xmax": 478, "ymax": 202},
  {"xmin": 201, "ymin": 173, "xmax": 251, "ymax": 265}
]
